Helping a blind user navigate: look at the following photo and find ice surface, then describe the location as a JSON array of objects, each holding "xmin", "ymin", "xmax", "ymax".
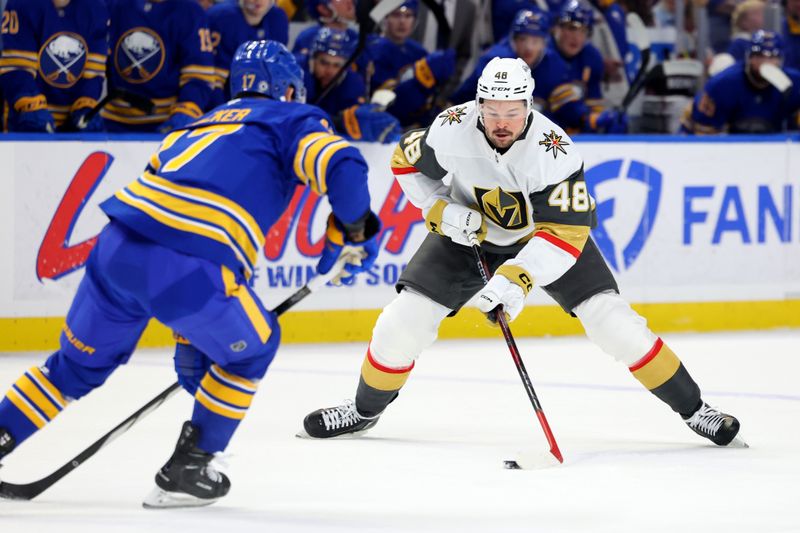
[{"xmin": 1, "ymin": 330, "xmax": 798, "ymax": 532}]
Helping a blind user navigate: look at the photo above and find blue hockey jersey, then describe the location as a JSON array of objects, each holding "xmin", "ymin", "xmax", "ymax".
[
  {"xmin": 100, "ymin": 97, "xmax": 372, "ymax": 280},
  {"xmin": 0, "ymin": 0, "xmax": 107, "ymax": 129},
  {"xmin": 681, "ymin": 63, "xmax": 800, "ymax": 134},
  {"xmin": 208, "ymin": 1, "xmax": 288, "ymax": 105},
  {"xmin": 103, "ymin": 0, "xmax": 216, "ymax": 131},
  {"xmin": 784, "ymin": 16, "xmax": 800, "ymax": 71},
  {"xmin": 366, "ymin": 35, "xmax": 427, "ymax": 90},
  {"xmin": 300, "ymin": 53, "xmax": 366, "ymax": 117},
  {"xmin": 546, "ymin": 39, "xmax": 606, "ymax": 131}
]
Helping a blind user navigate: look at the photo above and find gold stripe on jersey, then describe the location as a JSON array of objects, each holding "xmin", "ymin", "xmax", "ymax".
[
  {"xmin": 180, "ymin": 64, "xmax": 218, "ymax": 86},
  {"xmin": 3, "ymin": 367, "xmax": 67, "ymax": 428},
  {"xmin": 548, "ymin": 83, "xmax": 582, "ymax": 112},
  {"xmin": 6, "ymin": 389, "xmax": 47, "ymax": 428},
  {"xmin": 221, "ymin": 266, "xmax": 272, "ymax": 343},
  {"xmin": 294, "ymin": 132, "xmax": 349, "ymax": 195},
  {"xmin": 198, "ymin": 366, "xmax": 256, "ymax": 412},
  {"xmin": 532, "ymin": 222, "xmax": 590, "ymax": 253},
  {"xmin": 124, "ymin": 173, "xmax": 262, "ymax": 267}
]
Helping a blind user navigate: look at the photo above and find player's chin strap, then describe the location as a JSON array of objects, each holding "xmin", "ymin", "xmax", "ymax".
[
  {"xmin": 0, "ymin": 252, "xmax": 357, "ymax": 501},
  {"xmin": 468, "ymin": 233, "xmax": 564, "ymax": 465}
]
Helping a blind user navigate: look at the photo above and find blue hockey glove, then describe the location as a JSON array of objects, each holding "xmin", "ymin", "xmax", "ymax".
[
  {"xmin": 592, "ymin": 109, "xmax": 628, "ymax": 133},
  {"xmin": 342, "ymin": 104, "xmax": 403, "ymax": 143},
  {"xmin": 11, "ymin": 95, "xmax": 55, "ymax": 132},
  {"xmin": 160, "ymin": 102, "xmax": 202, "ymax": 133},
  {"xmin": 414, "ymin": 49, "xmax": 455, "ymax": 89},
  {"xmin": 173, "ymin": 333, "xmax": 211, "ymax": 395},
  {"xmin": 317, "ymin": 211, "xmax": 382, "ymax": 283},
  {"xmin": 71, "ymin": 105, "xmax": 105, "ymax": 132}
]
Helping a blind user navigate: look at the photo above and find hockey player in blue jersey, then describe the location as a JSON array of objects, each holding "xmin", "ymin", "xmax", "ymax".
[
  {"xmin": 681, "ymin": 31, "xmax": 800, "ymax": 134},
  {"xmin": 548, "ymin": 0, "xmax": 627, "ymax": 133},
  {"xmin": 103, "ymin": 0, "xmax": 217, "ymax": 132},
  {"xmin": 302, "ymin": 27, "xmax": 402, "ymax": 142},
  {"xmin": 365, "ymin": 0, "xmax": 455, "ymax": 127},
  {"xmin": 208, "ymin": 0, "xmax": 289, "ymax": 106},
  {"xmin": 292, "ymin": 0, "xmax": 357, "ymax": 56},
  {"xmin": 0, "ymin": 40, "xmax": 381, "ymax": 508},
  {"xmin": 0, "ymin": 0, "xmax": 108, "ymax": 132}
]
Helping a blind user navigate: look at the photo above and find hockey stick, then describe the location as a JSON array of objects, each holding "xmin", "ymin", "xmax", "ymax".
[
  {"xmin": 0, "ymin": 251, "xmax": 358, "ymax": 501},
  {"xmin": 469, "ymin": 236, "xmax": 563, "ymax": 466},
  {"xmin": 618, "ymin": 13, "xmax": 652, "ymax": 113},
  {"xmin": 73, "ymin": 88, "xmax": 155, "ymax": 131}
]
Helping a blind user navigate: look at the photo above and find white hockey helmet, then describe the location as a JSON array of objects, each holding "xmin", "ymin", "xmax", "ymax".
[{"xmin": 476, "ymin": 57, "xmax": 535, "ymax": 118}]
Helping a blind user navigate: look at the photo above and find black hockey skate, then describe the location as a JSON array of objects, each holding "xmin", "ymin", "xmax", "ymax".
[
  {"xmin": 300, "ymin": 399, "xmax": 380, "ymax": 439},
  {"xmin": 142, "ymin": 421, "xmax": 230, "ymax": 509},
  {"xmin": 683, "ymin": 403, "xmax": 748, "ymax": 447}
]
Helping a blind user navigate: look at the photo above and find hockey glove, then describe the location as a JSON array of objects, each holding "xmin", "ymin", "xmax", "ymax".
[
  {"xmin": 591, "ymin": 109, "xmax": 628, "ymax": 134},
  {"xmin": 160, "ymin": 102, "xmax": 203, "ymax": 133},
  {"xmin": 317, "ymin": 211, "xmax": 382, "ymax": 284},
  {"xmin": 11, "ymin": 95, "xmax": 55, "ymax": 133},
  {"xmin": 414, "ymin": 49, "xmax": 456, "ymax": 89},
  {"xmin": 476, "ymin": 264, "xmax": 533, "ymax": 324},
  {"xmin": 342, "ymin": 104, "xmax": 403, "ymax": 143},
  {"xmin": 173, "ymin": 333, "xmax": 211, "ymax": 395},
  {"xmin": 70, "ymin": 98, "xmax": 105, "ymax": 132},
  {"xmin": 425, "ymin": 200, "xmax": 487, "ymax": 247}
]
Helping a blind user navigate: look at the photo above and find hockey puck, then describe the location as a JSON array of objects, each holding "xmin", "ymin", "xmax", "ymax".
[{"xmin": 504, "ymin": 460, "xmax": 522, "ymax": 469}]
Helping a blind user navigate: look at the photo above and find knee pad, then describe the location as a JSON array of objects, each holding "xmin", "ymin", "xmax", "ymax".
[
  {"xmin": 573, "ymin": 291, "xmax": 658, "ymax": 366},
  {"xmin": 43, "ymin": 351, "xmax": 118, "ymax": 400},
  {"xmin": 370, "ymin": 289, "xmax": 452, "ymax": 368}
]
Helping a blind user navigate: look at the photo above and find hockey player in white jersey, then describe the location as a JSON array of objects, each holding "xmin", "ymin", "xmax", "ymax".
[{"xmin": 301, "ymin": 57, "xmax": 746, "ymax": 449}]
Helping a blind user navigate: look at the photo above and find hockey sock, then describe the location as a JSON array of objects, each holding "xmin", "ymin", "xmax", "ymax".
[
  {"xmin": 0, "ymin": 366, "xmax": 68, "ymax": 450},
  {"xmin": 191, "ymin": 364, "xmax": 258, "ymax": 453},
  {"xmin": 355, "ymin": 346, "xmax": 413, "ymax": 417},
  {"xmin": 629, "ymin": 338, "xmax": 701, "ymax": 416}
]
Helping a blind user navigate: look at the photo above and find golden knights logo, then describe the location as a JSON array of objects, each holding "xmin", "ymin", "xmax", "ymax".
[
  {"xmin": 539, "ymin": 130, "xmax": 570, "ymax": 159},
  {"xmin": 474, "ymin": 186, "xmax": 529, "ymax": 231},
  {"xmin": 438, "ymin": 106, "xmax": 466, "ymax": 126},
  {"xmin": 39, "ymin": 33, "xmax": 87, "ymax": 88},
  {"xmin": 114, "ymin": 27, "xmax": 165, "ymax": 84}
]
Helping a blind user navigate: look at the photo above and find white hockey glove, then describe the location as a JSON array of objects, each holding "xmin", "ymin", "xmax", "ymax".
[
  {"xmin": 425, "ymin": 199, "xmax": 487, "ymax": 247},
  {"xmin": 476, "ymin": 264, "xmax": 533, "ymax": 324}
]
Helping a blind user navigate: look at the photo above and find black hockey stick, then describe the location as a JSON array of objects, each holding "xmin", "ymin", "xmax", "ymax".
[
  {"xmin": 618, "ymin": 13, "xmax": 652, "ymax": 113},
  {"xmin": 72, "ymin": 88, "xmax": 155, "ymax": 131},
  {"xmin": 0, "ymin": 252, "xmax": 357, "ymax": 500},
  {"xmin": 469, "ymin": 237, "xmax": 563, "ymax": 465}
]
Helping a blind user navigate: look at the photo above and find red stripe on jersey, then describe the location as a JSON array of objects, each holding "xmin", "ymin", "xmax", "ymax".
[
  {"xmin": 533, "ymin": 231, "xmax": 581, "ymax": 258},
  {"xmin": 629, "ymin": 338, "xmax": 664, "ymax": 371},
  {"xmin": 391, "ymin": 166, "xmax": 419, "ymax": 175},
  {"xmin": 367, "ymin": 345, "xmax": 414, "ymax": 374}
]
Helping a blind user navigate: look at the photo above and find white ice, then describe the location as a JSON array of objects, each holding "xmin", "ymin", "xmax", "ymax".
[{"xmin": 1, "ymin": 330, "xmax": 799, "ymax": 533}]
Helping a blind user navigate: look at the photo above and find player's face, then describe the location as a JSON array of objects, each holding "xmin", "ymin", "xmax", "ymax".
[
  {"xmin": 240, "ymin": 0, "xmax": 273, "ymax": 17},
  {"xmin": 313, "ymin": 53, "xmax": 348, "ymax": 86},
  {"xmin": 747, "ymin": 53, "xmax": 783, "ymax": 83},
  {"xmin": 330, "ymin": 0, "xmax": 356, "ymax": 21},
  {"xmin": 384, "ymin": 8, "xmax": 416, "ymax": 42},
  {"xmin": 512, "ymin": 35, "xmax": 546, "ymax": 68},
  {"xmin": 480, "ymin": 100, "xmax": 528, "ymax": 148},
  {"xmin": 555, "ymin": 23, "xmax": 589, "ymax": 58}
]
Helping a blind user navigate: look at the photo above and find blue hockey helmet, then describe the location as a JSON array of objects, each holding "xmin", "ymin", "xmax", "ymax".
[
  {"xmin": 392, "ymin": 0, "xmax": 418, "ymax": 14},
  {"xmin": 230, "ymin": 40, "xmax": 307, "ymax": 103},
  {"xmin": 748, "ymin": 30, "xmax": 784, "ymax": 58},
  {"xmin": 305, "ymin": 0, "xmax": 329, "ymax": 21},
  {"xmin": 310, "ymin": 27, "xmax": 357, "ymax": 59},
  {"xmin": 509, "ymin": 8, "xmax": 551, "ymax": 39},
  {"xmin": 558, "ymin": 0, "xmax": 593, "ymax": 30}
]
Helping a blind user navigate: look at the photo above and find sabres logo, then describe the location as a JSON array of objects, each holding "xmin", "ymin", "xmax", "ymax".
[
  {"xmin": 38, "ymin": 33, "xmax": 87, "ymax": 88},
  {"xmin": 474, "ymin": 186, "xmax": 529, "ymax": 231},
  {"xmin": 114, "ymin": 27, "xmax": 165, "ymax": 84},
  {"xmin": 539, "ymin": 130, "xmax": 570, "ymax": 159},
  {"xmin": 438, "ymin": 106, "xmax": 466, "ymax": 126}
]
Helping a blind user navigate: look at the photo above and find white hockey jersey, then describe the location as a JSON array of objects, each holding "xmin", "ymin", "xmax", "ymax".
[{"xmin": 390, "ymin": 101, "xmax": 596, "ymax": 286}]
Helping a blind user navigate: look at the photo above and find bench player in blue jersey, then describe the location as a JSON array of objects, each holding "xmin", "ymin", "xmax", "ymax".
[
  {"xmin": 0, "ymin": 40, "xmax": 381, "ymax": 508},
  {"xmin": 0, "ymin": 0, "xmax": 109, "ymax": 132}
]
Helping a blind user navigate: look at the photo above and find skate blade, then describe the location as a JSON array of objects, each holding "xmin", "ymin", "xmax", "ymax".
[
  {"xmin": 295, "ymin": 427, "xmax": 373, "ymax": 440},
  {"xmin": 142, "ymin": 486, "xmax": 221, "ymax": 509},
  {"xmin": 727, "ymin": 433, "xmax": 749, "ymax": 448}
]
